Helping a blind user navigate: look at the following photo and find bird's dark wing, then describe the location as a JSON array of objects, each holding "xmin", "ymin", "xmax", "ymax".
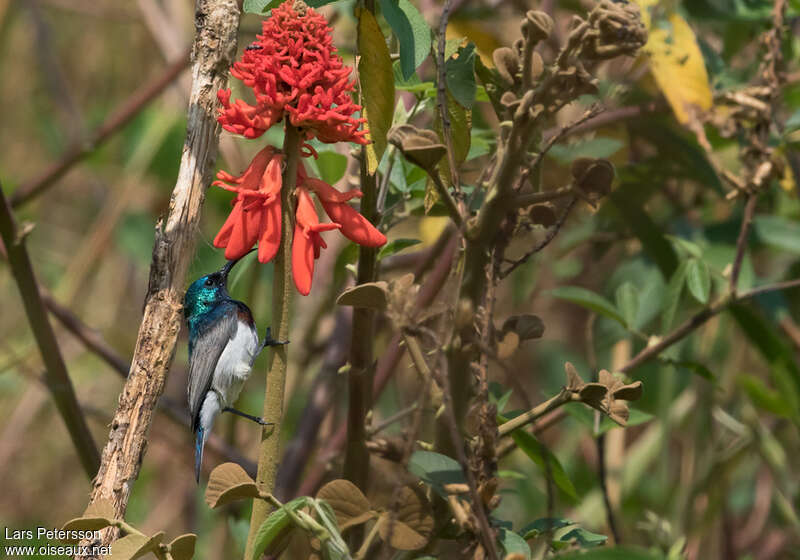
[{"xmin": 188, "ymin": 304, "xmax": 238, "ymax": 431}]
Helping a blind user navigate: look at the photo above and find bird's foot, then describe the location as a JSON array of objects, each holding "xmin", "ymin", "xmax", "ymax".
[
  {"xmin": 223, "ymin": 407, "xmax": 274, "ymax": 426},
  {"xmin": 262, "ymin": 326, "xmax": 289, "ymax": 348}
]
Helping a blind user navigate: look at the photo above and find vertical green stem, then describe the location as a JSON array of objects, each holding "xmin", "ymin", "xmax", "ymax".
[
  {"xmin": 343, "ymin": 152, "xmax": 379, "ymax": 493},
  {"xmin": 245, "ymin": 124, "xmax": 301, "ymax": 560}
]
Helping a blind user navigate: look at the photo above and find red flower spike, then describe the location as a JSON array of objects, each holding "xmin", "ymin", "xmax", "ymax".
[{"xmin": 217, "ymin": 1, "xmax": 368, "ymax": 145}]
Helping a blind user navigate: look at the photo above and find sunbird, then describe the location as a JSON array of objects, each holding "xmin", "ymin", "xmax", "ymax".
[{"xmin": 183, "ymin": 252, "xmax": 287, "ymax": 482}]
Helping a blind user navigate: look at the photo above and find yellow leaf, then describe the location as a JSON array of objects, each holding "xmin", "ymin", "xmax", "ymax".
[
  {"xmin": 447, "ymin": 20, "xmax": 501, "ymax": 66},
  {"xmin": 418, "ymin": 216, "xmax": 449, "ymax": 246},
  {"xmin": 358, "ymin": 8, "xmax": 395, "ymax": 174},
  {"xmin": 636, "ymin": 8, "xmax": 712, "ymax": 125}
]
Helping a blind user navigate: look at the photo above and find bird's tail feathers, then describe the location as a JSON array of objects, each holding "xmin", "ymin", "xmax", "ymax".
[{"xmin": 195, "ymin": 427, "xmax": 205, "ymax": 484}]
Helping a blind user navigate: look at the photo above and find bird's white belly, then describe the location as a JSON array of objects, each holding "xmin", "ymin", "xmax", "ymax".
[{"xmin": 211, "ymin": 322, "xmax": 259, "ymax": 408}]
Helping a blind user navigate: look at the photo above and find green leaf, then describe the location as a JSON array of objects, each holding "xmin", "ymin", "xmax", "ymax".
[
  {"xmin": 408, "ymin": 450, "xmax": 465, "ymax": 497},
  {"xmin": 509, "ymin": 428, "xmax": 578, "ymax": 501},
  {"xmin": 560, "ymin": 527, "xmax": 608, "ymax": 547},
  {"xmin": 662, "ymin": 260, "xmax": 688, "ymax": 332},
  {"xmin": 445, "ymin": 43, "xmax": 477, "ymax": 109},
  {"xmin": 615, "ymin": 282, "xmax": 640, "ymax": 329},
  {"xmin": 738, "ymin": 374, "xmax": 794, "ymax": 418},
  {"xmin": 685, "ymin": 258, "xmax": 711, "ymax": 304},
  {"xmin": 549, "ymin": 286, "xmax": 627, "ymax": 328},
  {"xmin": 359, "ymin": 8, "xmax": 395, "ymax": 173},
  {"xmin": 665, "ymin": 235, "xmax": 703, "ymax": 258},
  {"xmin": 557, "ymin": 546, "xmax": 666, "ymax": 559},
  {"xmin": 378, "ymin": 238, "xmax": 422, "ymax": 260},
  {"xmin": 315, "ymin": 151, "xmax": 348, "ymax": 185},
  {"xmin": 754, "ymin": 215, "xmax": 800, "ymax": 254},
  {"xmin": 378, "ymin": 0, "xmax": 431, "ymax": 80},
  {"xmin": 520, "ymin": 517, "xmax": 573, "ymax": 539},
  {"xmin": 251, "ymin": 497, "xmax": 308, "ymax": 560},
  {"xmin": 243, "ymin": 0, "xmax": 273, "ymax": 14},
  {"xmin": 497, "ymin": 528, "xmax": 531, "ymax": 560}
]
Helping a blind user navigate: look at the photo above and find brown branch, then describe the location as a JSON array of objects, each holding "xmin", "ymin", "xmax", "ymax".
[
  {"xmin": 77, "ymin": 1, "xmax": 239, "ymax": 554},
  {"xmin": 10, "ymin": 47, "xmax": 190, "ymax": 208},
  {"xmin": 436, "ymin": 0, "xmax": 459, "ymax": 191},
  {"xmin": 0, "ymin": 182, "xmax": 100, "ymax": 478},
  {"xmin": 403, "ymin": 332, "xmax": 498, "ymax": 560}
]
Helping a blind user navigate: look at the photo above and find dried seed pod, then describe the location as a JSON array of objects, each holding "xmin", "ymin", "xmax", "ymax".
[
  {"xmin": 514, "ymin": 90, "xmax": 535, "ymax": 121},
  {"xmin": 529, "ymin": 203, "xmax": 558, "ymax": 227},
  {"xmin": 492, "ymin": 47, "xmax": 519, "ymax": 87},
  {"xmin": 572, "ymin": 157, "xmax": 615, "ymax": 197},
  {"xmin": 522, "ymin": 10, "xmax": 554, "ymax": 44},
  {"xmin": 387, "ymin": 124, "xmax": 446, "ymax": 173},
  {"xmin": 500, "ymin": 91, "xmax": 521, "ymax": 111}
]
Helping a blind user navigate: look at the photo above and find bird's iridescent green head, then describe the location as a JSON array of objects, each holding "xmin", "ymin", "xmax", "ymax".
[{"xmin": 184, "ymin": 251, "xmax": 253, "ymax": 318}]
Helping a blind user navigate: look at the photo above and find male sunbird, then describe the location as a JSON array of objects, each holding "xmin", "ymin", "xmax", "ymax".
[{"xmin": 183, "ymin": 252, "xmax": 287, "ymax": 482}]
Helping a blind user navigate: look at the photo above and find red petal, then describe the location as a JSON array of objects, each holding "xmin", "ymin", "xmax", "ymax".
[
  {"xmin": 292, "ymin": 222, "xmax": 313, "ymax": 295},
  {"xmin": 321, "ymin": 200, "xmax": 386, "ymax": 247},
  {"xmin": 225, "ymin": 196, "xmax": 263, "ymax": 259},
  {"xmin": 258, "ymin": 199, "xmax": 282, "ymax": 263},
  {"xmin": 304, "ymin": 177, "xmax": 362, "ymax": 203},
  {"xmin": 213, "ymin": 197, "xmax": 242, "ymax": 248}
]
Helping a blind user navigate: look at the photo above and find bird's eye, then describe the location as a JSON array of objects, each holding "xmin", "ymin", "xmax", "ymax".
[{"xmin": 204, "ymin": 278, "xmax": 214, "ymax": 287}]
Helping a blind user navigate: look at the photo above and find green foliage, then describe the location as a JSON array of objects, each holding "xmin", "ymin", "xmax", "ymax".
[{"xmin": 378, "ymin": 0, "xmax": 431, "ymax": 80}]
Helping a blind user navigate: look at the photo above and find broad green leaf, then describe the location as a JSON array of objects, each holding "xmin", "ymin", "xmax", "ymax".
[
  {"xmin": 606, "ymin": 181, "xmax": 679, "ymax": 278},
  {"xmin": 251, "ymin": 497, "xmax": 308, "ymax": 560},
  {"xmin": 445, "ymin": 43, "xmax": 477, "ymax": 109},
  {"xmin": 359, "ymin": 9, "xmax": 395, "ymax": 174},
  {"xmin": 315, "ymin": 151, "xmax": 348, "ymax": 185},
  {"xmin": 685, "ymin": 258, "xmax": 711, "ymax": 304},
  {"xmin": 243, "ymin": 0, "xmax": 273, "ymax": 13},
  {"xmin": 378, "ymin": 238, "xmax": 422, "ymax": 260},
  {"xmin": 408, "ymin": 450, "xmax": 465, "ymax": 497},
  {"xmin": 497, "ymin": 528, "xmax": 531, "ymax": 560},
  {"xmin": 378, "ymin": 0, "xmax": 431, "ymax": 79},
  {"xmin": 616, "ymin": 282, "xmax": 640, "ymax": 329},
  {"xmin": 662, "ymin": 260, "xmax": 688, "ymax": 332},
  {"xmin": 738, "ymin": 374, "xmax": 794, "ymax": 418},
  {"xmin": 559, "ymin": 526, "xmax": 608, "ymax": 547},
  {"xmin": 509, "ymin": 427, "xmax": 578, "ymax": 501},
  {"xmin": 520, "ymin": 517, "xmax": 573, "ymax": 539},
  {"xmin": 666, "ymin": 235, "xmax": 703, "ymax": 258},
  {"xmin": 549, "ymin": 286, "xmax": 627, "ymax": 328},
  {"xmin": 754, "ymin": 215, "xmax": 800, "ymax": 254}
]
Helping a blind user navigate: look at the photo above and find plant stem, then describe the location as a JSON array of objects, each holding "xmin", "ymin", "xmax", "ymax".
[
  {"xmin": 0, "ymin": 182, "xmax": 100, "ymax": 478},
  {"xmin": 730, "ymin": 194, "xmax": 757, "ymax": 295},
  {"xmin": 496, "ymin": 389, "xmax": 573, "ymax": 437},
  {"xmin": 245, "ymin": 124, "xmax": 301, "ymax": 559}
]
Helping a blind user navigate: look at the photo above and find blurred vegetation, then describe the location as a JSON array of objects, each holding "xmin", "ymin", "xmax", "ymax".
[{"xmin": 1, "ymin": 0, "xmax": 800, "ymax": 559}]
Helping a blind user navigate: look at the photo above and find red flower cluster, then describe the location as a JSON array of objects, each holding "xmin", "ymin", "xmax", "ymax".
[
  {"xmin": 213, "ymin": 146, "xmax": 386, "ymax": 294},
  {"xmin": 217, "ymin": 0, "xmax": 367, "ymax": 145},
  {"xmin": 212, "ymin": 0, "xmax": 386, "ymax": 295}
]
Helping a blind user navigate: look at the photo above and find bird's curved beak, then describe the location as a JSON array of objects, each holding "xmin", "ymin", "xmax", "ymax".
[{"xmin": 219, "ymin": 248, "xmax": 257, "ymax": 281}]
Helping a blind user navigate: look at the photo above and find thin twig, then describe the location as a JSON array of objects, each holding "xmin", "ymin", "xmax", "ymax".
[
  {"xmin": 500, "ymin": 195, "xmax": 578, "ymax": 278},
  {"xmin": 730, "ymin": 194, "xmax": 757, "ymax": 295},
  {"xmin": 10, "ymin": 48, "xmax": 190, "ymax": 208},
  {"xmin": 620, "ymin": 278, "xmax": 800, "ymax": 373},
  {"xmin": 0, "ymin": 181, "xmax": 100, "ymax": 478}
]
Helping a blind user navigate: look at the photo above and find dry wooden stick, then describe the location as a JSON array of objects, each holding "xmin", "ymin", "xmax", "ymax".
[{"xmin": 76, "ymin": 0, "xmax": 239, "ymax": 555}]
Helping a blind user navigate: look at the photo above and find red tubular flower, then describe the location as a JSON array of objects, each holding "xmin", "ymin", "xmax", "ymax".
[
  {"xmin": 217, "ymin": 1, "xmax": 368, "ymax": 145},
  {"xmin": 212, "ymin": 0, "xmax": 386, "ymax": 295}
]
